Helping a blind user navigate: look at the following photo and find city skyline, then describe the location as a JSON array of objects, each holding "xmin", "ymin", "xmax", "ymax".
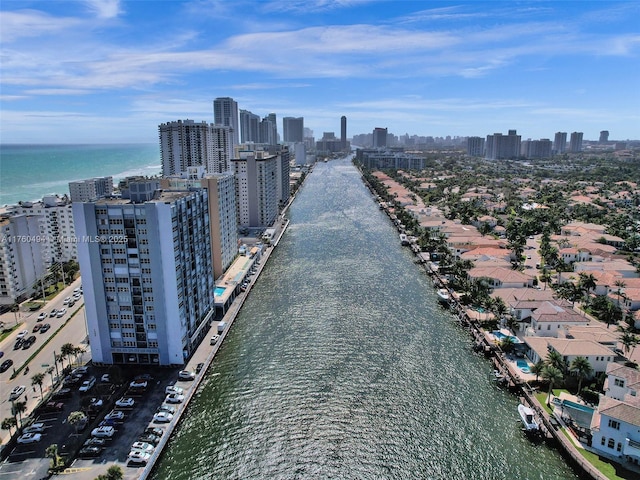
[{"xmin": 1, "ymin": 1, "xmax": 639, "ymax": 144}]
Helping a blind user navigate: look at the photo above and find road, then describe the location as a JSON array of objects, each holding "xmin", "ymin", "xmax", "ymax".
[{"xmin": 0, "ymin": 277, "xmax": 89, "ymax": 445}]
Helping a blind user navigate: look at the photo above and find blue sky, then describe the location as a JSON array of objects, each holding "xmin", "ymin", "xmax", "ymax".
[{"xmin": 1, "ymin": 0, "xmax": 639, "ymax": 144}]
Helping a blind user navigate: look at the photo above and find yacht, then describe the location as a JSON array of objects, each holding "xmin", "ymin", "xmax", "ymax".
[
  {"xmin": 436, "ymin": 288, "xmax": 450, "ymax": 304},
  {"xmin": 399, "ymin": 233, "xmax": 410, "ymax": 246},
  {"xmin": 518, "ymin": 403, "xmax": 539, "ymax": 432}
]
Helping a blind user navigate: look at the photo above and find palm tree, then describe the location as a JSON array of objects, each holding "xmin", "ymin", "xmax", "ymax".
[
  {"xmin": 1, "ymin": 417, "xmax": 17, "ymax": 436},
  {"xmin": 500, "ymin": 336, "xmax": 515, "ymax": 353},
  {"xmin": 31, "ymin": 372, "xmax": 45, "ymax": 400},
  {"xmin": 620, "ymin": 332, "xmax": 639, "ymax": 358},
  {"xmin": 67, "ymin": 411, "xmax": 88, "ymax": 434},
  {"xmin": 11, "ymin": 401, "xmax": 27, "ymax": 427},
  {"xmin": 546, "ymin": 349, "xmax": 566, "ymax": 374},
  {"xmin": 577, "ymin": 272, "xmax": 597, "ymax": 302},
  {"xmin": 613, "ymin": 280, "xmax": 627, "ymax": 308},
  {"xmin": 60, "ymin": 343, "xmax": 75, "ymax": 369},
  {"xmin": 542, "ymin": 365, "xmax": 564, "ymax": 406},
  {"xmin": 46, "ymin": 443, "xmax": 63, "ymax": 470},
  {"xmin": 570, "ymin": 356, "xmax": 593, "ymax": 395},
  {"xmin": 530, "ymin": 360, "xmax": 546, "ymax": 382}
]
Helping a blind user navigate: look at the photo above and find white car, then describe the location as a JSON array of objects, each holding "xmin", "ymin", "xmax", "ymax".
[
  {"xmin": 17, "ymin": 432, "xmax": 42, "ymax": 444},
  {"xmin": 37, "ymin": 312, "xmax": 47, "ymax": 321},
  {"xmin": 130, "ymin": 441, "xmax": 154, "ymax": 453},
  {"xmin": 178, "ymin": 370, "xmax": 195, "ymax": 381},
  {"xmin": 56, "ymin": 308, "xmax": 67, "ymax": 317},
  {"xmin": 91, "ymin": 426, "xmax": 115, "ymax": 438},
  {"xmin": 104, "ymin": 410, "xmax": 125, "ymax": 421},
  {"xmin": 153, "ymin": 412, "xmax": 173, "ymax": 423},
  {"xmin": 165, "ymin": 393, "xmax": 185, "ymax": 404},
  {"xmin": 16, "ymin": 330, "xmax": 29, "ymax": 340},
  {"xmin": 127, "ymin": 450, "xmax": 151, "ymax": 464},
  {"xmin": 129, "ymin": 379, "xmax": 148, "ymax": 389},
  {"xmin": 23, "ymin": 422, "xmax": 46, "ymax": 434},
  {"xmin": 63, "ymin": 297, "xmax": 71, "ymax": 304},
  {"xmin": 165, "ymin": 385, "xmax": 184, "ymax": 395},
  {"xmin": 79, "ymin": 377, "xmax": 96, "ymax": 392},
  {"xmin": 115, "ymin": 397, "xmax": 135, "ymax": 408},
  {"xmin": 9, "ymin": 385, "xmax": 26, "ymax": 401},
  {"xmin": 72, "ymin": 366, "xmax": 89, "ymax": 376},
  {"xmin": 101, "ymin": 374, "xmax": 111, "ymax": 383}
]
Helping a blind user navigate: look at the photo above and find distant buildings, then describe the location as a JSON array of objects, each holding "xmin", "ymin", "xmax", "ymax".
[
  {"xmin": 485, "ymin": 130, "xmax": 521, "ymax": 160},
  {"xmin": 521, "ymin": 139, "xmax": 552, "ymax": 159},
  {"xmin": 341, "ymin": 116, "xmax": 347, "ymax": 150},
  {"xmin": 373, "ymin": 127, "xmax": 388, "ymax": 148},
  {"xmin": 283, "ymin": 117, "xmax": 304, "ymax": 143},
  {"xmin": 570, "ymin": 132, "xmax": 584, "ymax": 153},
  {"xmin": 213, "ymin": 97, "xmax": 240, "ymax": 146},
  {"xmin": 73, "ymin": 182, "xmax": 215, "ymax": 366},
  {"xmin": 600, "ymin": 130, "xmax": 610, "ymax": 144},
  {"xmin": 240, "ymin": 109, "xmax": 261, "ymax": 143},
  {"xmin": 467, "ymin": 136, "xmax": 485, "ymax": 157},
  {"xmin": 316, "ymin": 132, "xmax": 343, "ymax": 154},
  {"xmin": 69, "ymin": 177, "xmax": 113, "ymax": 203},
  {"xmin": 554, "ymin": 132, "xmax": 567, "ymax": 154},
  {"xmin": 356, "ymin": 149, "xmax": 426, "ymax": 170}
]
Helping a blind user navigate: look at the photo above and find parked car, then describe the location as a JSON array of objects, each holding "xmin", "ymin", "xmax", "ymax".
[
  {"xmin": 91, "ymin": 426, "xmax": 115, "ymax": 438},
  {"xmin": 129, "ymin": 379, "xmax": 148, "ymax": 389},
  {"xmin": 72, "ymin": 366, "xmax": 88, "ymax": 376},
  {"xmin": 130, "ymin": 441, "xmax": 154, "ymax": 454},
  {"xmin": 210, "ymin": 334, "xmax": 220, "ymax": 345},
  {"xmin": 153, "ymin": 412, "xmax": 173, "ymax": 423},
  {"xmin": 37, "ymin": 312, "xmax": 47, "ymax": 321},
  {"xmin": 23, "ymin": 422, "xmax": 46, "ymax": 434},
  {"xmin": 178, "ymin": 370, "xmax": 195, "ymax": 381},
  {"xmin": 101, "ymin": 373, "xmax": 111, "ymax": 383},
  {"xmin": 52, "ymin": 387, "xmax": 72, "ymax": 399},
  {"xmin": 83, "ymin": 437, "xmax": 106, "ymax": 447},
  {"xmin": 78, "ymin": 446, "xmax": 103, "ymax": 458},
  {"xmin": 156, "ymin": 404, "xmax": 175, "ymax": 415},
  {"xmin": 104, "ymin": 410, "xmax": 125, "ymax": 421},
  {"xmin": 138, "ymin": 433, "xmax": 161, "ymax": 446},
  {"xmin": 13, "ymin": 339, "xmax": 24, "ymax": 350},
  {"xmin": 165, "ymin": 393, "xmax": 185, "ymax": 404},
  {"xmin": 195, "ymin": 362, "xmax": 205, "ymax": 374},
  {"xmin": 127, "ymin": 451, "xmax": 151, "ymax": 464},
  {"xmin": 9, "ymin": 385, "xmax": 26, "ymax": 400},
  {"xmin": 63, "ymin": 297, "xmax": 71, "ymax": 305},
  {"xmin": 165, "ymin": 385, "xmax": 184, "ymax": 395},
  {"xmin": 17, "ymin": 433, "xmax": 42, "ymax": 444},
  {"xmin": 115, "ymin": 397, "xmax": 135, "ymax": 408},
  {"xmin": 144, "ymin": 426, "xmax": 164, "ymax": 438},
  {"xmin": 0, "ymin": 359, "xmax": 13, "ymax": 373},
  {"xmin": 79, "ymin": 376, "xmax": 96, "ymax": 393},
  {"xmin": 43, "ymin": 401, "xmax": 64, "ymax": 412},
  {"xmin": 39, "ymin": 323, "xmax": 51, "ymax": 334}
]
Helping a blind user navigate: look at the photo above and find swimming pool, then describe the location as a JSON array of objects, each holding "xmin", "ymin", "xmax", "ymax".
[
  {"xmin": 516, "ymin": 359, "xmax": 531, "ymax": 374},
  {"xmin": 492, "ymin": 331, "xmax": 521, "ymax": 344},
  {"xmin": 214, "ymin": 286, "xmax": 226, "ymax": 297},
  {"xmin": 562, "ymin": 399, "xmax": 595, "ymax": 414}
]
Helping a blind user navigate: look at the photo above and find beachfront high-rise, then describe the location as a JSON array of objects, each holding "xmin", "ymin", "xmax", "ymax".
[
  {"xmin": 69, "ymin": 176, "xmax": 114, "ymax": 203},
  {"xmin": 73, "ymin": 183, "xmax": 215, "ymax": 366},
  {"xmin": 159, "ymin": 120, "xmax": 231, "ymax": 176},
  {"xmin": 553, "ymin": 132, "xmax": 567, "ymax": 154},
  {"xmin": 240, "ymin": 109, "xmax": 261, "ymax": 143},
  {"xmin": 341, "ymin": 116, "xmax": 347, "ymax": 150},
  {"xmin": 283, "ymin": 117, "xmax": 304, "ymax": 143},
  {"xmin": 213, "ymin": 97, "xmax": 239, "ymax": 146},
  {"xmin": 570, "ymin": 132, "xmax": 584, "ymax": 153}
]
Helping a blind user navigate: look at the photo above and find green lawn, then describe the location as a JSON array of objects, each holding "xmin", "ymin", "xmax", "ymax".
[{"xmin": 561, "ymin": 429, "xmax": 634, "ymax": 480}]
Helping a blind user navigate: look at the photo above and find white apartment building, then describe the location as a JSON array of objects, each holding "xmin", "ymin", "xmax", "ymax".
[
  {"xmin": 73, "ymin": 182, "xmax": 215, "ymax": 366},
  {"xmin": 160, "ymin": 120, "xmax": 232, "ymax": 176},
  {"xmin": 232, "ymin": 150, "xmax": 278, "ymax": 228},
  {"xmin": 213, "ymin": 97, "xmax": 239, "ymax": 146},
  {"xmin": 0, "ymin": 215, "xmax": 47, "ymax": 305},
  {"xmin": 276, "ymin": 146, "xmax": 291, "ymax": 208},
  {"xmin": 69, "ymin": 176, "xmax": 114, "ymax": 202}
]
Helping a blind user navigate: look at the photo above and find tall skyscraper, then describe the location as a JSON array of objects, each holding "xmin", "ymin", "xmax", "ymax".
[
  {"xmin": 341, "ymin": 116, "xmax": 347, "ymax": 150},
  {"xmin": 553, "ymin": 132, "xmax": 567, "ymax": 154},
  {"xmin": 599, "ymin": 130, "xmax": 609, "ymax": 143},
  {"xmin": 259, "ymin": 115, "xmax": 278, "ymax": 145},
  {"xmin": 213, "ymin": 97, "xmax": 239, "ymax": 145},
  {"xmin": 240, "ymin": 109, "xmax": 261, "ymax": 143},
  {"xmin": 569, "ymin": 132, "xmax": 583, "ymax": 152},
  {"xmin": 73, "ymin": 182, "xmax": 215, "ymax": 366},
  {"xmin": 283, "ymin": 117, "xmax": 304, "ymax": 143},
  {"xmin": 208, "ymin": 125, "xmax": 233, "ymax": 174},
  {"xmin": 373, "ymin": 127, "xmax": 388, "ymax": 148}
]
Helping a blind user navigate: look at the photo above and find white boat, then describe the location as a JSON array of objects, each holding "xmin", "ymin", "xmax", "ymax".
[
  {"xmin": 399, "ymin": 233, "xmax": 410, "ymax": 246},
  {"xmin": 518, "ymin": 404, "xmax": 539, "ymax": 432},
  {"xmin": 436, "ymin": 288, "xmax": 450, "ymax": 304}
]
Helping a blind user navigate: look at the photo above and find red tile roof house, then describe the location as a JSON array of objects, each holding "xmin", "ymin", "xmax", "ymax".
[
  {"xmin": 524, "ymin": 336, "xmax": 614, "ymax": 375},
  {"xmin": 467, "ymin": 266, "xmax": 534, "ymax": 289},
  {"xmin": 529, "ymin": 301, "xmax": 590, "ymax": 337}
]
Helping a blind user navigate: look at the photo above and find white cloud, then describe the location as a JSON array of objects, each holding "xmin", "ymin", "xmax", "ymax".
[{"xmin": 83, "ymin": 0, "xmax": 122, "ymax": 19}]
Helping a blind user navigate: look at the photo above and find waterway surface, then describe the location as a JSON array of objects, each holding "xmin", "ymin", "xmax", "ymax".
[{"xmin": 152, "ymin": 158, "xmax": 577, "ymax": 479}]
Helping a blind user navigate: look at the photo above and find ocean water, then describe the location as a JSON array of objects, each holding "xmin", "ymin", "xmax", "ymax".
[{"xmin": 0, "ymin": 144, "xmax": 161, "ymax": 207}]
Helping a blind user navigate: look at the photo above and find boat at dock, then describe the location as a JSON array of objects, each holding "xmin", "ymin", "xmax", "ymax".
[
  {"xmin": 399, "ymin": 233, "xmax": 410, "ymax": 245},
  {"xmin": 518, "ymin": 404, "xmax": 539, "ymax": 432},
  {"xmin": 436, "ymin": 288, "xmax": 450, "ymax": 304}
]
